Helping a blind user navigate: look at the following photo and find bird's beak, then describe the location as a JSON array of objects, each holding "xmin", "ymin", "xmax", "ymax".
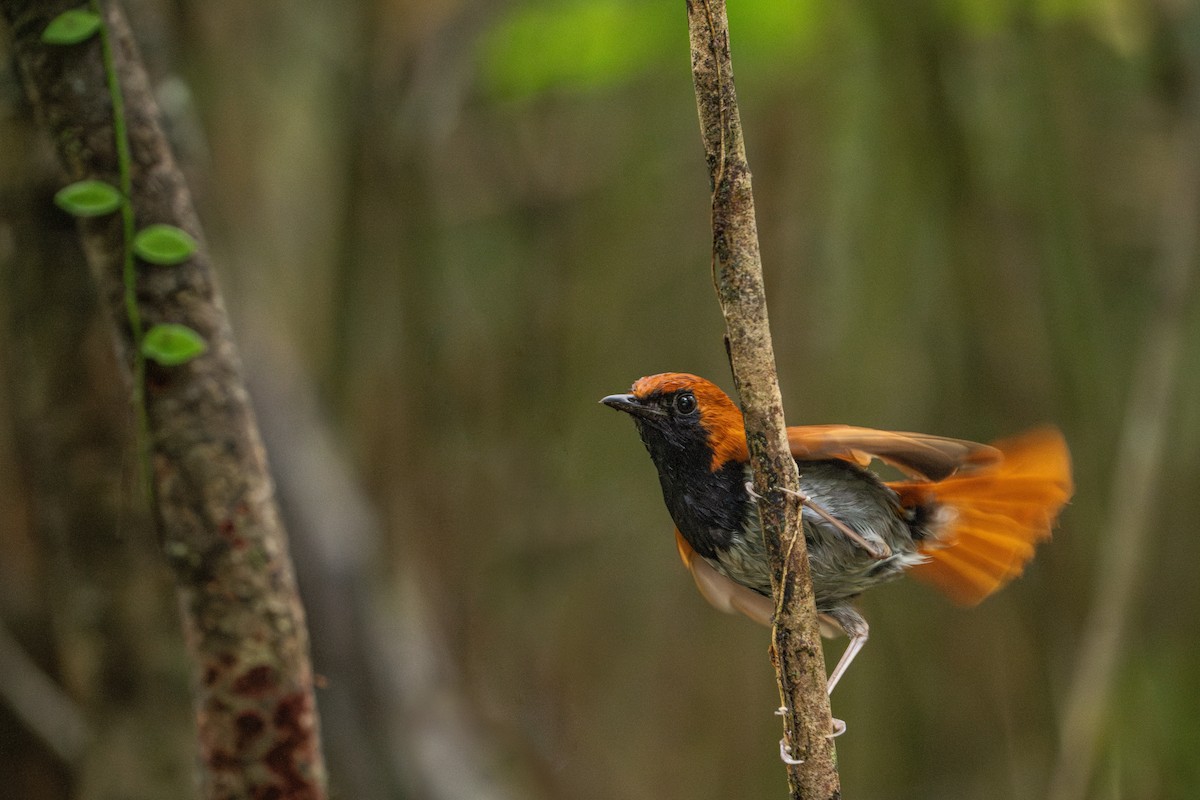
[{"xmin": 600, "ymin": 393, "xmax": 660, "ymax": 419}]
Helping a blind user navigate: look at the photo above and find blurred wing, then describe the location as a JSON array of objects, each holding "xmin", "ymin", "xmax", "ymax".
[
  {"xmin": 674, "ymin": 531, "xmax": 773, "ymax": 626},
  {"xmin": 787, "ymin": 424, "xmax": 1002, "ymax": 481}
]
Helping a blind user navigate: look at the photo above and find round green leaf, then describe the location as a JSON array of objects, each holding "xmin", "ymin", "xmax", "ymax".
[
  {"xmin": 54, "ymin": 180, "xmax": 122, "ymax": 217},
  {"xmin": 141, "ymin": 324, "xmax": 207, "ymax": 366},
  {"xmin": 41, "ymin": 9, "xmax": 102, "ymax": 45},
  {"xmin": 134, "ymin": 224, "xmax": 198, "ymax": 265}
]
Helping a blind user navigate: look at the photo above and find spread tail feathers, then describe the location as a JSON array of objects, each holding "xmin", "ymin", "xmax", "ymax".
[{"xmin": 895, "ymin": 427, "xmax": 1073, "ymax": 605}]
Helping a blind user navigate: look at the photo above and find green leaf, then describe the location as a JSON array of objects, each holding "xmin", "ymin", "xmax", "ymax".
[
  {"xmin": 54, "ymin": 179, "xmax": 122, "ymax": 217},
  {"xmin": 134, "ymin": 224, "xmax": 198, "ymax": 265},
  {"xmin": 141, "ymin": 324, "xmax": 207, "ymax": 366},
  {"xmin": 41, "ymin": 9, "xmax": 102, "ymax": 45}
]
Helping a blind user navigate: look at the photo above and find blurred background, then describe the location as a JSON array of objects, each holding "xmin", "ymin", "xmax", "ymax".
[{"xmin": 3, "ymin": 0, "xmax": 1200, "ymax": 797}]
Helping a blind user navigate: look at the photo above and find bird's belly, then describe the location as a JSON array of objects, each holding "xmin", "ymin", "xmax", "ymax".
[
  {"xmin": 703, "ymin": 523, "xmax": 921, "ymax": 609},
  {"xmin": 702, "ymin": 460, "xmax": 927, "ymax": 608},
  {"xmin": 705, "ymin": 523, "xmax": 774, "ymax": 597}
]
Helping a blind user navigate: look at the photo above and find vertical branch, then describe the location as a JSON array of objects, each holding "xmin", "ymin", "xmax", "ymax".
[
  {"xmin": 1, "ymin": 1, "xmax": 328, "ymax": 798},
  {"xmin": 684, "ymin": 1, "xmax": 840, "ymax": 796}
]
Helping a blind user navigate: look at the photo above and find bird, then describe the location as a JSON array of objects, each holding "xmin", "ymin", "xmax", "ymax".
[{"xmin": 602, "ymin": 372, "xmax": 1073, "ymax": 706}]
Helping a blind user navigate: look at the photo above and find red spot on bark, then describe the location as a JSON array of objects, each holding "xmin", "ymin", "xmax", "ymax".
[
  {"xmin": 217, "ymin": 518, "xmax": 248, "ymax": 549},
  {"xmin": 208, "ymin": 748, "xmax": 240, "ymax": 770},
  {"xmin": 232, "ymin": 665, "xmax": 276, "ymax": 697},
  {"xmin": 235, "ymin": 711, "xmax": 265, "ymax": 749},
  {"xmin": 274, "ymin": 693, "xmax": 304, "ymax": 728},
  {"xmin": 204, "ymin": 693, "xmax": 320, "ymax": 798},
  {"xmin": 258, "ymin": 692, "xmax": 320, "ymax": 799}
]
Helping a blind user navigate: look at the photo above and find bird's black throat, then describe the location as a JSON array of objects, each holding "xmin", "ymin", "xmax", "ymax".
[{"xmin": 632, "ymin": 417, "xmax": 750, "ymax": 560}]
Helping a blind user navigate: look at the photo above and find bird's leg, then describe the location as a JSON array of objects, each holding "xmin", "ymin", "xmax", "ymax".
[
  {"xmin": 819, "ymin": 606, "xmax": 870, "ymax": 737},
  {"xmin": 826, "ymin": 631, "xmax": 867, "ymax": 696},
  {"xmin": 824, "ymin": 605, "xmax": 869, "ymax": 697},
  {"xmin": 744, "ymin": 481, "xmax": 890, "ymax": 559}
]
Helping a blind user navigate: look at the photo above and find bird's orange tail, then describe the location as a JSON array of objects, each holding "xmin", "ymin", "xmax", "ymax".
[{"xmin": 893, "ymin": 427, "xmax": 1074, "ymax": 606}]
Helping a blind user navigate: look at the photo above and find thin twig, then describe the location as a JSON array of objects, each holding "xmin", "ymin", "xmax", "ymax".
[{"xmin": 685, "ymin": 1, "xmax": 840, "ymax": 796}]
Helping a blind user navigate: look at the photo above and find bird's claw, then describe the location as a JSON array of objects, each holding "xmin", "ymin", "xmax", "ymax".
[{"xmin": 776, "ymin": 707, "xmax": 844, "ymax": 761}]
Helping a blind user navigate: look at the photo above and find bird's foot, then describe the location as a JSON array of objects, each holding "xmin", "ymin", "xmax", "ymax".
[{"xmin": 775, "ymin": 707, "xmax": 845, "ymax": 760}]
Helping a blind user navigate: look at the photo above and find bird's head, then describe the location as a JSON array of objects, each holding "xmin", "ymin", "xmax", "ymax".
[{"xmin": 601, "ymin": 372, "xmax": 748, "ymax": 470}]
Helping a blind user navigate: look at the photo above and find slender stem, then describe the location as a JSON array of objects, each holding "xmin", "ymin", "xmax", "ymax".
[
  {"xmin": 685, "ymin": 1, "xmax": 840, "ymax": 796},
  {"xmin": 92, "ymin": 0, "xmax": 152, "ymax": 503}
]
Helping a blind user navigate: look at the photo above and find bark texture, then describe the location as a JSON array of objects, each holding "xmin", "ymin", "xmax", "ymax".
[
  {"xmin": 685, "ymin": 1, "xmax": 840, "ymax": 796},
  {"xmin": 0, "ymin": 2, "xmax": 327, "ymax": 798}
]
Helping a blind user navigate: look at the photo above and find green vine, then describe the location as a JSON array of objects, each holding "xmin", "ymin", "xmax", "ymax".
[
  {"xmin": 44, "ymin": 1, "xmax": 207, "ymax": 504},
  {"xmin": 96, "ymin": 0, "xmax": 152, "ymax": 501}
]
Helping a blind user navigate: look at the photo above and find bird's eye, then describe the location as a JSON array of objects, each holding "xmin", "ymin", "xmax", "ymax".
[{"xmin": 674, "ymin": 392, "xmax": 698, "ymax": 415}]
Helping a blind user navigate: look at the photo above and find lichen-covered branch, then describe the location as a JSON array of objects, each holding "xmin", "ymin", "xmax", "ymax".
[
  {"xmin": 684, "ymin": 0, "xmax": 840, "ymax": 796},
  {"xmin": 0, "ymin": 1, "xmax": 327, "ymax": 797}
]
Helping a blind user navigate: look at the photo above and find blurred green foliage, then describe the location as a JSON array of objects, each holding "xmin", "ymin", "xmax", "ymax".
[
  {"xmin": 480, "ymin": 0, "xmax": 1149, "ymax": 101},
  {"xmin": 480, "ymin": 0, "xmax": 826, "ymax": 98},
  {"xmin": 481, "ymin": 1, "xmax": 677, "ymax": 96}
]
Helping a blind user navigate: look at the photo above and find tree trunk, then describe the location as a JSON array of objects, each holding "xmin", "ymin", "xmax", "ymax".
[{"xmin": 0, "ymin": 2, "xmax": 328, "ymax": 796}]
